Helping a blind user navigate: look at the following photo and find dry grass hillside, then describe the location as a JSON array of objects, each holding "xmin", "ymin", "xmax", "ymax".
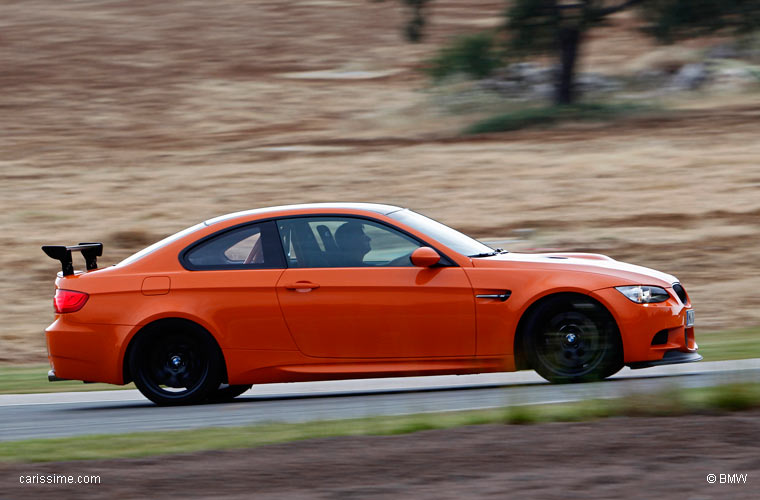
[{"xmin": 1, "ymin": 0, "xmax": 759, "ymax": 362}]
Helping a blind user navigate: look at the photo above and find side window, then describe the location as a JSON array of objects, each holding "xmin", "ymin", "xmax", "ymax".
[
  {"xmin": 184, "ymin": 221, "xmax": 283, "ymax": 269},
  {"xmin": 277, "ymin": 217, "xmax": 422, "ymax": 268}
]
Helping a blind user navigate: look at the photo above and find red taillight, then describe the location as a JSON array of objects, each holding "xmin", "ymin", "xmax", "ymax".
[{"xmin": 53, "ymin": 289, "xmax": 89, "ymax": 314}]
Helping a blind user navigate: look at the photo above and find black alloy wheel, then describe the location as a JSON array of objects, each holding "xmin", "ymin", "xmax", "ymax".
[
  {"xmin": 129, "ymin": 323, "xmax": 222, "ymax": 406},
  {"xmin": 523, "ymin": 296, "xmax": 622, "ymax": 383}
]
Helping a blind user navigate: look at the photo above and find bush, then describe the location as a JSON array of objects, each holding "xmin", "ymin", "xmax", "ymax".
[
  {"xmin": 464, "ymin": 102, "xmax": 650, "ymax": 134},
  {"xmin": 426, "ymin": 32, "xmax": 502, "ymax": 81}
]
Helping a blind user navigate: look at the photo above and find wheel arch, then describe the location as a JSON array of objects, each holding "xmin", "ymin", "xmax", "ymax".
[
  {"xmin": 122, "ymin": 317, "xmax": 230, "ymax": 385},
  {"xmin": 513, "ymin": 291, "xmax": 623, "ymax": 370}
]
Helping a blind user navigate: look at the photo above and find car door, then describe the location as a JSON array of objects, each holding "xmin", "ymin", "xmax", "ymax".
[
  {"xmin": 275, "ymin": 216, "xmax": 476, "ymax": 358},
  {"xmin": 178, "ymin": 220, "xmax": 293, "ymax": 351}
]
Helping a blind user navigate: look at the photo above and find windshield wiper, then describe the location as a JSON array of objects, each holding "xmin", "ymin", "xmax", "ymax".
[
  {"xmin": 468, "ymin": 248, "xmax": 508, "ymax": 258},
  {"xmin": 469, "ymin": 251, "xmax": 498, "ymax": 258}
]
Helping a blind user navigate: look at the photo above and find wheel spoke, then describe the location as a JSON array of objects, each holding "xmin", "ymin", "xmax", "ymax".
[
  {"xmin": 532, "ymin": 307, "xmax": 615, "ymax": 379},
  {"xmin": 164, "ymin": 372, "xmax": 182, "ymax": 388},
  {"xmin": 130, "ymin": 325, "xmax": 221, "ymax": 405},
  {"xmin": 140, "ymin": 335, "xmax": 208, "ymax": 393}
]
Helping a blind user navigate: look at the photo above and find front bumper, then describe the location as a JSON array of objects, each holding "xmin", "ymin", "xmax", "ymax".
[
  {"xmin": 591, "ymin": 287, "xmax": 699, "ymax": 365},
  {"xmin": 627, "ymin": 350, "xmax": 703, "ymax": 369}
]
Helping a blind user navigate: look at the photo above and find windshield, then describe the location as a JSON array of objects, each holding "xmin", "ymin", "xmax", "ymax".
[
  {"xmin": 116, "ymin": 222, "xmax": 206, "ymax": 266},
  {"xmin": 388, "ymin": 209, "xmax": 495, "ymax": 257}
]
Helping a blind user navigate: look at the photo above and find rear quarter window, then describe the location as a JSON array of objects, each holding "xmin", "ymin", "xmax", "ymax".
[{"xmin": 182, "ymin": 221, "xmax": 284, "ymax": 269}]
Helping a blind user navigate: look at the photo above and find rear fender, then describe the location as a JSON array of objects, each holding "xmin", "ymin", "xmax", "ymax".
[{"xmin": 121, "ymin": 316, "xmax": 228, "ymax": 385}]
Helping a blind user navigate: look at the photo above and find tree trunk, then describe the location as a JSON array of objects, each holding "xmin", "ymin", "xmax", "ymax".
[{"xmin": 556, "ymin": 24, "xmax": 581, "ymax": 105}]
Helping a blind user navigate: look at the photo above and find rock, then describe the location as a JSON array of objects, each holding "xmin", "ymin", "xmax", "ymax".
[
  {"xmin": 529, "ymin": 82, "xmax": 555, "ymax": 100},
  {"xmin": 709, "ymin": 65, "xmax": 759, "ymax": 91},
  {"xmin": 671, "ymin": 63, "xmax": 708, "ymax": 90},
  {"xmin": 706, "ymin": 43, "xmax": 739, "ymax": 60},
  {"xmin": 633, "ymin": 69, "xmax": 670, "ymax": 88},
  {"xmin": 576, "ymin": 72, "xmax": 622, "ymax": 93},
  {"xmin": 478, "ymin": 78, "xmax": 523, "ymax": 96},
  {"xmin": 505, "ymin": 62, "xmax": 555, "ymax": 85}
]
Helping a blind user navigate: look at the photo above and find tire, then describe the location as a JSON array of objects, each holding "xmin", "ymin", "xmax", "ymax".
[
  {"xmin": 523, "ymin": 296, "xmax": 622, "ymax": 383},
  {"xmin": 129, "ymin": 322, "xmax": 223, "ymax": 406},
  {"xmin": 207, "ymin": 384, "xmax": 252, "ymax": 403}
]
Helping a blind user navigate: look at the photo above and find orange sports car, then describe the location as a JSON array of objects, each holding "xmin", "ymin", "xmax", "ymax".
[{"xmin": 43, "ymin": 203, "xmax": 700, "ymax": 405}]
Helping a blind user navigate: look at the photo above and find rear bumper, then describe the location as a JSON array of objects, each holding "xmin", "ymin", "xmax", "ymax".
[
  {"xmin": 47, "ymin": 369, "xmax": 69, "ymax": 382},
  {"xmin": 46, "ymin": 317, "xmax": 135, "ymax": 385},
  {"xmin": 627, "ymin": 350, "xmax": 703, "ymax": 369}
]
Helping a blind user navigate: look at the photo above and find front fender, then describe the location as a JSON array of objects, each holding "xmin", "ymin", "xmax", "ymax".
[{"xmin": 466, "ymin": 266, "xmax": 607, "ymax": 356}]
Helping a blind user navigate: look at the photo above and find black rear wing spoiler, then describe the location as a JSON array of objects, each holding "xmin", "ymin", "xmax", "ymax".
[{"xmin": 42, "ymin": 243, "xmax": 103, "ymax": 276}]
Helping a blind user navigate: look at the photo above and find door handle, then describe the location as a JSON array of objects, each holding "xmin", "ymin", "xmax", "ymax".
[{"xmin": 284, "ymin": 281, "xmax": 320, "ymax": 292}]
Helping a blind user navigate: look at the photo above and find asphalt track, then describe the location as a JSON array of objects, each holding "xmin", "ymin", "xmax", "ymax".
[{"xmin": 1, "ymin": 359, "xmax": 758, "ymax": 442}]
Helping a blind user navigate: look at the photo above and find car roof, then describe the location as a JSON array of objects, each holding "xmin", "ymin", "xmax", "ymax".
[{"xmin": 203, "ymin": 203, "xmax": 404, "ymax": 226}]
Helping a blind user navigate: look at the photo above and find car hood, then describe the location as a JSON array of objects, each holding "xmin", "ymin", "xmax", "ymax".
[{"xmin": 472, "ymin": 252, "xmax": 678, "ymax": 288}]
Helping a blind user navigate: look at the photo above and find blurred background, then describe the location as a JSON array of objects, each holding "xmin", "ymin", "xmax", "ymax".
[{"xmin": 2, "ymin": 0, "xmax": 759, "ymax": 364}]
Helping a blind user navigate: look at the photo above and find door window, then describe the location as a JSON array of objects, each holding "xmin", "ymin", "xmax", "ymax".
[{"xmin": 277, "ymin": 217, "xmax": 422, "ymax": 268}]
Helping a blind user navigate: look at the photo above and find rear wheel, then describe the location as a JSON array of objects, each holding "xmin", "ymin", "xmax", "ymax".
[
  {"xmin": 129, "ymin": 322, "xmax": 222, "ymax": 406},
  {"xmin": 523, "ymin": 296, "xmax": 622, "ymax": 383}
]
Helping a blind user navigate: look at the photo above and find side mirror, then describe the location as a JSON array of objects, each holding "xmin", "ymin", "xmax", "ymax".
[{"xmin": 410, "ymin": 247, "xmax": 441, "ymax": 268}]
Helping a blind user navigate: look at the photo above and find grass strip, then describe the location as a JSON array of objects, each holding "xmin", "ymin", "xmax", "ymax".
[
  {"xmin": 695, "ymin": 326, "xmax": 760, "ymax": 361},
  {"xmin": 0, "ymin": 364, "xmax": 135, "ymax": 394},
  {"xmin": 2, "ymin": 382, "xmax": 759, "ymax": 463}
]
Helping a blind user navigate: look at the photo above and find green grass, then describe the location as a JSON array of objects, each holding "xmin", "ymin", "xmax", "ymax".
[
  {"xmin": 0, "ymin": 326, "xmax": 756, "ymax": 395},
  {"xmin": 0, "ymin": 364, "xmax": 135, "ymax": 394},
  {"xmin": 463, "ymin": 102, "xmax": 653, "ymax": 134},
  {"xmin": 3, "ymin": 382, "xmax": 760, "ymax": 463},
  {"xmin": 0, "ymin": 411, "xmax": 507, "ymax": 463},
  {"xmin": 695, "ymin": 326, "xmax": 760, "ymax": 361}
]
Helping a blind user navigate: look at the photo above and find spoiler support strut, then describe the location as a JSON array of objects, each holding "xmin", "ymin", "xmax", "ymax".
[{"xmin": 42, "ymin": 243, "xmax": 103, "ymax": 276}]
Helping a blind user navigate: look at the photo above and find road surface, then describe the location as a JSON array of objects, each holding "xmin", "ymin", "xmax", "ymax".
[{"xmin": 1, "ymin": 359, "xmax": 757, "ymax": 441}]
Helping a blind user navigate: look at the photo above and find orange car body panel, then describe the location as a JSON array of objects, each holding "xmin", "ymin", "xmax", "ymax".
[
  {"xmin": 44, "ymin": 204, "xmax": 697, "ymax": 386},
  {"xmin": 276, "ymin": 266, "xmax": 476, "ymax": 358}
]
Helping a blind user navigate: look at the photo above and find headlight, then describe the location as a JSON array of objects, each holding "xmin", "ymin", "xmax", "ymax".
[{"xmin": 615, "ymin": 285, "xmax": 670, "ymax": 304}]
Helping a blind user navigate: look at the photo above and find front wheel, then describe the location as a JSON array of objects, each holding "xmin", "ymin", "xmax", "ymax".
[
  {"xmin": 129, "ymin": 323, "xmax": 223, "ymax": 406},
  {"xmin": 523, "ymin": 296, "xmax": 622, "ymax": 383},
  {"xmin": 207, "ymin": 384, "xmax": 252, "ymax": 403}
]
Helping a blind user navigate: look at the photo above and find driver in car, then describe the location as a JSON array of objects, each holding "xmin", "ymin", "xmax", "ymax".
[{"xmin": 334, "ymin": 221, "xmax": 371, "ymax": 266}]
